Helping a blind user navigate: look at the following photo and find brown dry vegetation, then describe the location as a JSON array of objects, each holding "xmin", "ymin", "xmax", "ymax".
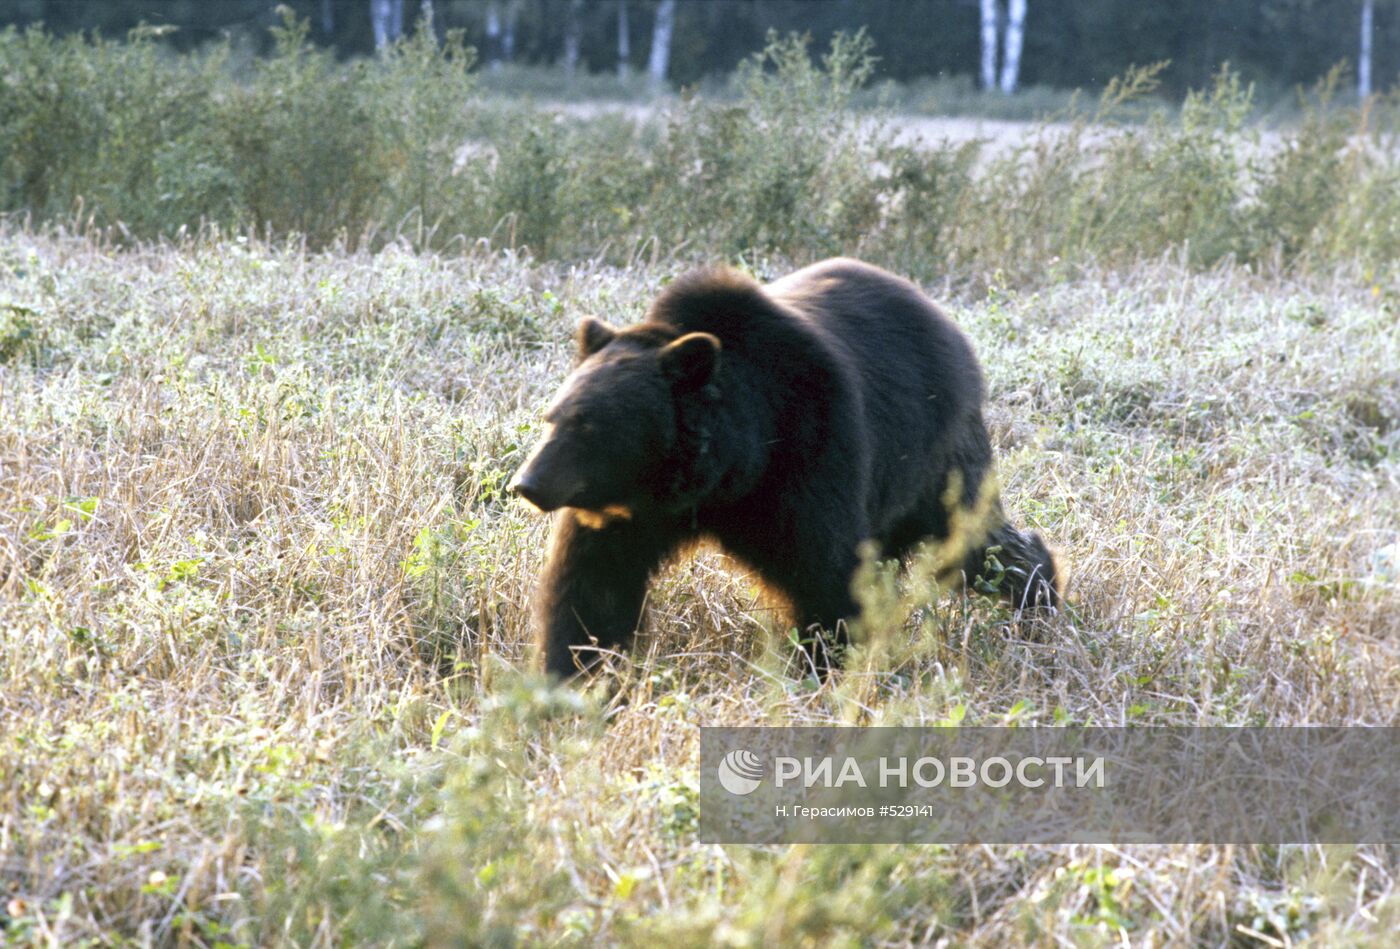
[{"xmin": 0, "ymin": 216, "xmax": 1396, "ymax": 945}]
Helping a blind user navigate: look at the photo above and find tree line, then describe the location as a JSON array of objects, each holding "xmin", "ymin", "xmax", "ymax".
[{"xmin": 0, "ymin": 0, "xmax": 1395, "ymax": 97}]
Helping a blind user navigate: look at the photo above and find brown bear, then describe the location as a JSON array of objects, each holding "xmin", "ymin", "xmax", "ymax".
[{"xmin": 510, "ymin": 258, "xmax": 1061, "ymax": 678}]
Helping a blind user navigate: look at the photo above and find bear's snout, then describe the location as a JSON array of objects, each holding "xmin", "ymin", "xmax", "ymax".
[
  {"xmin": 509, "ymin": 472, "xmax": 561, "ymax": 511},
  {"xmin": 510, "ymin": 437, "xmax": 585, "ymax": 512},
  {"xmin": 509, "ymin": 464, "xmax": 576, "ymax": 512}
]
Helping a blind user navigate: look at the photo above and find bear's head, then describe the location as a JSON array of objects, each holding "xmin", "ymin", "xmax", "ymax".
[{"xmin": 509, "ymin": 316, "xmax": 721, "ymax": 514}]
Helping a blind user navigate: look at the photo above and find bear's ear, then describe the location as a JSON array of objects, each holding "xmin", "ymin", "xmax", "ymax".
[
  {"xmin": 577, "ymin": 316, "xmax": 617, "ymax": 358},
  {"xmin": 659, "ymin": 332, "xmax": 721, "ymax": 388}
]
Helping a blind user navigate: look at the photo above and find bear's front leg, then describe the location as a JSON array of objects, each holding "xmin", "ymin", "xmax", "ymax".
[
  {"xmin": 534, "ymin": 511, "xmax": 686, "ymax": 679},
  {"xmin": 770, "ymin": 539, "xmax": 863, "ymax": 678}
]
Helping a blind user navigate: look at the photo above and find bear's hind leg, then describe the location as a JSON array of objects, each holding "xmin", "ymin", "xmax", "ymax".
[
  {"xmin": 535, "ymin": 512, "xmax": 687, "ymax": 678},
  {"xmin": 882, "ymin": 486, "xmax": 1061, "ymax": 613}
]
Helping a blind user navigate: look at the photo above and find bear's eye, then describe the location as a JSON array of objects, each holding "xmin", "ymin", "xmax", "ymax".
[{"xmin": 579, "ymin": 420, "xmax": 598, "ymax": 436}]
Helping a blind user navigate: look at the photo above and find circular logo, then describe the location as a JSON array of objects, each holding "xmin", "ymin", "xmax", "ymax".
[{"xmin": 717, "ymin": 749, "xmax": 765, "ymax": 795}]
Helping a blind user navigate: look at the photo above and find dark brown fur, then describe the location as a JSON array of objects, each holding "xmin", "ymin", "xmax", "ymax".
[{"xmin": 511, "ymin": 258, "xmax": 1062, "ymax": 678}]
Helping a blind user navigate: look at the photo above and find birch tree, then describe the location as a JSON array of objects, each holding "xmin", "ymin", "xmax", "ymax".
[
  {"xmin": 979, "ymin": 0, "xmax": 999, "ymax": 90},
  {"xmin": 999, "ymin": 0, "xmax": 1027, "ymax": 93},
  {"xmin": 502, "ymin": 1, "xmax": 517, "ymax": 64},
  {"xmin": 370, "ymin": 0, "xmax": 405, "ymax": 50},
  {"xmin": 484, "ymin": 1, "xmax": 518, "ymax": 70},
  {"xmin": 617, "ymin": 0, "xmax": 631, "ymax": 78},
  {"xmin": 371, "ymin": 0, "xmax": 391, "ymax": 49},
  {"xmin": 562, "ymin": 0, "xmax": 583, "ymax": 76},
  {"xmin": 648, "ymin": 0, "xmax": 676, "ymax": 89},
  {"xmin": 1360, "ymin": 0, "xmax": 1375, "ymax": 98},
  {"xmin": 485, "ymin": 1, "xmax": 501, "ymax": 69},
  {"xmin": 980, "ymin": 0, "xmax": 1030, "ymax": 95}
]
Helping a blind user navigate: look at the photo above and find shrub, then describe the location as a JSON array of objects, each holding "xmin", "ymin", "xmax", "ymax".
[
  {"xmin": 642, "ymin": 30, "xmax": 890, "ymax": 260},
  {"xmin": 1078, "ymin": 64, "xmax": 1253, "ymax": 268},
  {"xmin": 218, "ymin": 14, "xmax": 384, "ymax": 243},
  {"xmin": 360, "ymin": 17, "xmax": 481, "ymax": 243},
  {"xmin": 0, "ymin": 10, "xmax": 478, "ymax": 247},
  {"xmin": 0, "ymin": 25, "xmax": 231, "ymax": 231},
  {"xmin": 1244, "ymin": 68, "xmax": 1355, "ymax": 264}
]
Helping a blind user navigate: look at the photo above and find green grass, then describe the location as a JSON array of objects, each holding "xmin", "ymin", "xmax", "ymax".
[{"xmin": 0, "ymin": 223, "xmax": 1395, "ymax": 945}]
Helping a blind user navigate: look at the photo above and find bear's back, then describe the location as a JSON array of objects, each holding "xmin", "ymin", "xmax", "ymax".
[
  {"xmin": 766, "ymin": 259, "xmax": 987, "ymax": 526},
  {"xmin": 766, "ymin": 258, "xmax": 983, "ymax": 421},
  {"xmin": 647, "ymin": 258, "xmax": 984, "ymax": 482}
]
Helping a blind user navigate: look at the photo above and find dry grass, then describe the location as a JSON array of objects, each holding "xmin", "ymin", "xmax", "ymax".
[{"xmin": 0, "ymin": 222, "xmax": 1396, "ymax": 946}]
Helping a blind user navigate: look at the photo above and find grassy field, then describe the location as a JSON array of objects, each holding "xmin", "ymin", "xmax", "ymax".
[
  {"xmin": 0, "ymin": 219, "xmax": 1395, "ymax": 945},
  {"xmin": 1, "ymin": 18, "xmax": 1398, "ymax": 949}
]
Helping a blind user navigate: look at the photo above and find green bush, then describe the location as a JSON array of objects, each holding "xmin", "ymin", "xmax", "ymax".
[
  {"xmin": 1244, "ymin": 68, "xmax": 1353, "ymax": 264},
  {"xmin": 643, "ymin": 30, "xmax": 889, "ymax": 259},
  {"xmin": 0, "ymin": 25, "xmax": 232, "ymax": 231},
  {"xmin": 360, "ymin": 17, "xmax": 481, "ymax": 243},
  {"xmin": 1072, "ymin": 64, "xmax": 1253, "ymax": 268},
  {"xmin": 219, "ymin": 15, "xmax": 383, "ymax": 243},
  {"xmin": 0, "ymin": 10, "xmax": 478, "ymax": 246}
]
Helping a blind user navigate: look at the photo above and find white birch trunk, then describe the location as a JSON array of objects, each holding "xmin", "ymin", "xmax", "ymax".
[
  {"xmin": 999, "ymin": 0, "xmax": 1027, "ymax": 94},
  {"xmin": 486, "ymin": 2, "xmax": 502, "ymax": 70},
  {"xmin": 371, "ymin": 0, "xmax": 393, "ymax": 49},
  {"xmin": 503, "ymin": 1, "xmax": 517, "ymax": 63},
  {"xmin": 648, "ymin": 0, "xmax": 676, "ymax": 89},
  {"xmin": 563, "ymin": 0, "xmax": 583, "ymax": 76},
  {"xmin": 1360, "ymin": 0, "xmax": 1375, "ymax": 98},
  {"xmin": 980, "ymin": 0, "xmax": 1000, "ymax": 90},
  {"xmin": 320, "ymin": 0, "xmax": 334, "ymax": 35},
  {"xmin": 617, "ymin": 0, "xmax": 631, "ymax": 78},
  {"xmin": 390, "ymin": 0, "xmax": 405, "ymax": 42}
]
